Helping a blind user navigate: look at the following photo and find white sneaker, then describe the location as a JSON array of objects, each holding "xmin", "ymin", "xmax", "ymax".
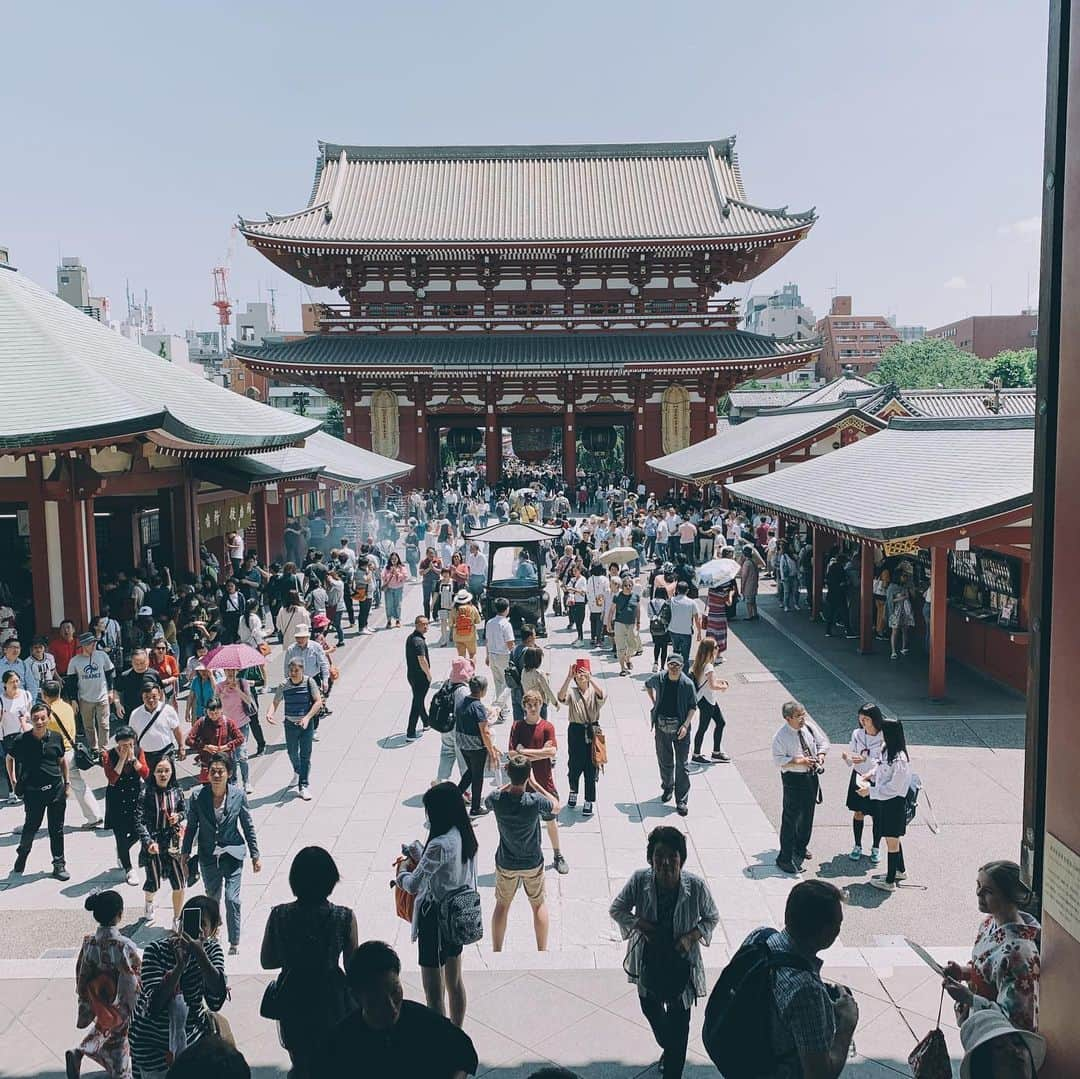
[
  {"xmin": 298, "ymin": 785, "xmax": 312, "ymax": 801},
  {"xmin": 125, "ymin": 869, "xmax": 140, "ymax": 887},
  {"xmin": 143, "ymin": 902, "xmax": 155, "ymax": 923}
]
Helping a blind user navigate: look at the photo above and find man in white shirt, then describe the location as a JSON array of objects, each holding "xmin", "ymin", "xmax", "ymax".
[
  {"xmin": 484, "ymin": 598, "xmax": 516, "ymax": 722},
  {"xmin": 127, "ymin": 682, "xmax": 185, "ymax": 771},
  {"xmin": 466, "ymin": 542, "xmax": 487, "ymax": 600},
  {"xmin": 771, "ymin": 701, "xmax": 831, "ymax": 874}
]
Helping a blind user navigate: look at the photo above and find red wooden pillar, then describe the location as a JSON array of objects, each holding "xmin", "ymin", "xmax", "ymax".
[
  {"xmin": 776, "ymin": 517, "xmax": 786, "ymax": 541},
  {"xmin": 633, "ymin": 380, "xmax": 647, "ymax": 483},
  {"xmin": 811, "ymin": 526, "xmax": 827, "ymax": 621},
  {"xmin": 858, "ymin": 543, "xmax": 874, "ymax": 655},
  {"xmin": 171, "ymin": 478, "xmax": 198, "ymax": 580},
  {"xmin": 57, "ymin": 495, "xmax": 93, "ymax": 630},
  {"xmin": 929, "ymin": 545, "xmax": 948, "ymax": 700},
  {"xmin": 252, "ymin": 489, "xmax": 271, "ymax": 564},
  {"xmin": 265, "ymin": 488, "xmax": 286, "ymax": 562},
  {"xmin": 25, "ymin": 459, "xmax": 52, "ymax": 634}
]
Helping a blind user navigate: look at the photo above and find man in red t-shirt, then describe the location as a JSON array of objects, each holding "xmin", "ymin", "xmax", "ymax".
[{"xmin": 510, "ymin": 690, "xmax": 569, "ymax": 875}]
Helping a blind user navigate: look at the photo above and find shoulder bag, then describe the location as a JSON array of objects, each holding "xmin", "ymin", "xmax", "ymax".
[
  {"xmin": 439, "ymin": 882, "xmax": 483, "ymax": 947},
  {"xmin": 589, "ymin": 723, "xmax": 608, "ymax": 772},
  {"xmin": 48, "ymin": 706, "xmax": 97, "ymax": 770},
  {"xmin": 134, "ymin": 706, "xmax": 165, "ymax": 749}
]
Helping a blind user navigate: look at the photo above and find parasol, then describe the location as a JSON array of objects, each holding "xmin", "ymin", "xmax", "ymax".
[
  {"xmin": 598, "ymin": 546, "xmax": 638, "ymax": 566},
  {"xmin": 697, "ymin": 557, "xmax": 741, "ymax": 588},
  {"xmin": 202, "ymin": 643, "xmax": 267, "ymax": 670}
]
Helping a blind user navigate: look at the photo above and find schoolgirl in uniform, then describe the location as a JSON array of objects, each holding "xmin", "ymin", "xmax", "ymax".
[
  {"xmin": 841, "ymin": 703, "xmax": 885, "ymax": 865},
  {"xmin": 860, "ymin": 718, "xmax": 912, "ymax": 893}
]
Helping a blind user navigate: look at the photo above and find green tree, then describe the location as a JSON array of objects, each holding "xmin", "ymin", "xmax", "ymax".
[
  {"xmin": 323, "ymin": 401, "xmax": 345, "ymax": 439},
  {"xmin": 869, "ymin": 338, "xmax": 992, "ymax": 389},
  {"xmin": 986, "ymin": 348, "xmax": 1037, "ymax": 388}
]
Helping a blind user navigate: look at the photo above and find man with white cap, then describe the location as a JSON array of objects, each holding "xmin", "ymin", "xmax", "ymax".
[{"xmin": 283, "ymin": 625, "xmax": 330, "ymax": 695}]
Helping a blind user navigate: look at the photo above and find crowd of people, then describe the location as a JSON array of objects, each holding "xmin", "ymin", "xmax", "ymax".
[{"xmin": 0, "ymin": 476, "xmax": 1042, "ymax": 1078}]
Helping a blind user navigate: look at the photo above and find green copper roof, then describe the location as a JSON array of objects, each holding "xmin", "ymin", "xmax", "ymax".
[
  {"xmin": 234, "ymin": 330, "xmax": 819, "ymax": 372},
  {"xmin": 0, "ymin": 267, "xmax": 319, "ymax": 453}
]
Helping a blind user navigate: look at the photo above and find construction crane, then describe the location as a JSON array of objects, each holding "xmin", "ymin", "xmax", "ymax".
[
  {"xmin": 212, "ymin": 226, "xmax": 237, "ymax": 359},
  {"xmin": 212, "ymin": 266, "xmax": 232, "ymax": 359}
]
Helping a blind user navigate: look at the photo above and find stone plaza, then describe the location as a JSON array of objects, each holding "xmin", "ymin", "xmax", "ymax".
[{"xmin": 0, "ymin": 573, "xmax": 1024, "ymax": 1077}]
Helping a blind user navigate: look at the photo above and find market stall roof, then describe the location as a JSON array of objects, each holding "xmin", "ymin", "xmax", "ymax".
[
  {"xmin": 725, "ymin": 416, "xmax": 1034, "ymax": 542},
  {"xmin": 0, "ymin": 266, "xmax": 318, "ymax": 454},
  {"xmin": 198, "ymin": 430, "xmax": 413, "ymax": 491},
  {"xmin": 238, "ymin": 139, "xmax": 816, "ymax": 248},
  {"xmin": 464, "ymin": 521, "xmax": 563, "ymax": 542},
  {"xmin": 648, "ymin": 402, "xmax": 883, "ymax": 482}
]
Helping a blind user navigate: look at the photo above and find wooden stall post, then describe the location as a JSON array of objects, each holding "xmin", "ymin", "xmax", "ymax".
[
  {"xmin": 929, "ymin": 545, "xmax": 948, "ymax": 699},
  {"xmin": 859, "ymin": 543, "xmax": 874, "ymax": 655}
]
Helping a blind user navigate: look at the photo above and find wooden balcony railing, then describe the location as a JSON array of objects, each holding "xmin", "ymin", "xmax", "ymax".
[{"xmin": 316, "ymin": 297, "xmax": 740, "ymax": 334}]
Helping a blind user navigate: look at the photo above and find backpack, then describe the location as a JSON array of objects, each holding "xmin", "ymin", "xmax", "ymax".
[
  {"xmin": 504, "ymin": 650, "xmax": 524, "ymax": 693},
  {"xmin": 649, "ymin": 598, "xmax": 671, "ymax": 637},
  {"xmin": 454, "ymin": 606, "xmax": 475, "ymax": 637},
  {"xmin": 702, "ymin": 927, "xmax": 815, "ymax": 1079},
  {"xmin": 427, "ymin": 681, "xmax": 458, "ymax": 734},
  {"xmin": 905, "ymin": 772, "xmax": 923, "ymax": 823}
]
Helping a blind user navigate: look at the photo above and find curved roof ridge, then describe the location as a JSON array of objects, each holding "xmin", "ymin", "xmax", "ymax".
[
  {"xmin": 727, "ymin": 198, "xmax": 817, "ymax": 222},
  {"xmin": 315, "ymin": 138, "xmax": 738, "ymax": 162}
]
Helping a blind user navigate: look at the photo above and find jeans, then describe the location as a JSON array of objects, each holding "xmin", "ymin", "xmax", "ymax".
[
  {"xmin": 201, "ymin": 852, "xmax": 244, "ymax": 946},
  {"xmin": 234, "ymin": 728, "xmax": 251, "ymax": 787},
  {"xmin": 669, "ymin": 632, "xmax": 692, "ymax": 666},
  {"xmin": 437, "ymin": 730, "xmax": 466, "ymax": 781},
  {"xmin": 407, "ymin": 554, "xmax": 420, "ymax": 579},
  {"xmin": 384, "ymin": 587, "xmax": 403, "ymax": 622},
  {"xmin": 468, "ymin": 573, "xmax": 485, "ymax": 599},
  {"xmin": 458, "ymin": 747, "xmax": 488, "ymax": 808},
  {"xmin": 693, "ymin": 701, "xmax": 726, "ymax": 756},
  {"xmin": 823, "ymin": 591, "xmax": 849, "ymax": 635},
  {"xmin": 640, "ymin": 994, "xmax": 691, "ymax": 1079},
  {"xmin": 569, "ymin": 602, "xmax": 585, "ymax": 640},
  {"xmin": 779, "ymin": 771, "xmax": 819, "ymax": 864},
  {"xmin": 422, "ymin": 577, "xmax": 438, "ymax": 619},
  {"xmin": 17, "ymin": 782, "xmax": 66, "ymax": 861},
  {"xmin": 407, "ymin": 675, "xmax": 430, "ymax": 738},
  {"xmin": 589, "ymin": 611, "xmax": 604, "ymax": 646},
  {"xmin": 567, "ymin": 723, "xmax": 597, "ymax": 802},
  {"xmin": 284, "ymin": 718, "xmax": 315, "ymax": 786},
  {"xmin": 356, "ymin": 599, "xmax": 371, "ymax": 631},
  {"xmin": 654, "ymin": 720, "xmax": 691, "ymax": 806}
]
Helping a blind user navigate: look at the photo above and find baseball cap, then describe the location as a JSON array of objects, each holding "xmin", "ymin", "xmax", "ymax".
[
  {"xmin": 665, "ymin": 653, "xmax": 684, "ymax": 667},
  {"xmin": 137, "ymin": 606, "xmax": 153, "ymax": 617},
  {"xmin": 77, "ymin": 632, "xmax": 96, "ymax": 646}
]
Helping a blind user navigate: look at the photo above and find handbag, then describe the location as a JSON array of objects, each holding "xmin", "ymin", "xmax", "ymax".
[
  {"xmin": 907, "ymin": 988, "xmax": 951, "ymax": 1079},
  {"xmin": 632, "ymin": 932, "xmax": 692, "ymax": 1005},
  {"xmin": 589, "ymin": 724, "xmax": 608, "ymax": 772},
  {"xmin": 259, "ymin": 971, "xmax": 290, "ymax": 1020},
  {"xmin": 46, "ymin": 706, "xmax": 97, "ymax": 770},
  {"xmin": 438, "ymin": 883, "xmax": 483, "ymax": 947},
  {"xmin": 392, "ymin": 855, "xmax": 416, "ymax": 923}
]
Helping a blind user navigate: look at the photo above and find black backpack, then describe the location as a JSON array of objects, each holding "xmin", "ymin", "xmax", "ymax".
[
  {"xmin": 427, "ymin": 681, "xmax": 458, "ymax": 734},
  {"xmin": 702, "ymin": 927, "xmax": 815, "ymax": 1078},
  {"xmin": 649, "ymin": 598, "xmax": 671, "ymax": 637},
  {"xmin": 504, "ymin": 651, "xmax": 524, "ymax": 693}
]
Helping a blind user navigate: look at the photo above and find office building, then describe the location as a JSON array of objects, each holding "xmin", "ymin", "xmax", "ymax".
[
  {"xmin": 815, "ymin": 295, "xmax": 900, "ymax": 379},
  {"xmin": 926, "ymin": 312, "xmax": 1038, "ymax": 358}
]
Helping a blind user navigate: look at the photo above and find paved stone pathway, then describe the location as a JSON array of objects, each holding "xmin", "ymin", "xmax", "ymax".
[{"xmin": 0, "ymin": 571, "xmax": 1024, "ymax": 1076}]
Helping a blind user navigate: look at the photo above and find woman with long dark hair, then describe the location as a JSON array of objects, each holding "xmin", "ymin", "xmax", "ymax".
[
  {"xmin": 860, "ymin": 718, "xmax": 911, "ymax": 892},
  {"xmin": 841, "ymin": 703, "xmax": 885, "ymax": 865},
  {"xmin": 396, "ymin": 782, "xmax": 479, "ymax": 1026},
  {"xmin": 689, "ymin": 637, "xmax": 730, "ymax": 764},
  {"xmin": 260, "ymin": 846, "xmax": 359, "ymax": 1079},
  {"xmin": 381, "ymin": 551, "xmax": 408, "ymax": 628},
  {"xmin": 135, "ymin": 755, "xmax": 188, "ymax": 927}
]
